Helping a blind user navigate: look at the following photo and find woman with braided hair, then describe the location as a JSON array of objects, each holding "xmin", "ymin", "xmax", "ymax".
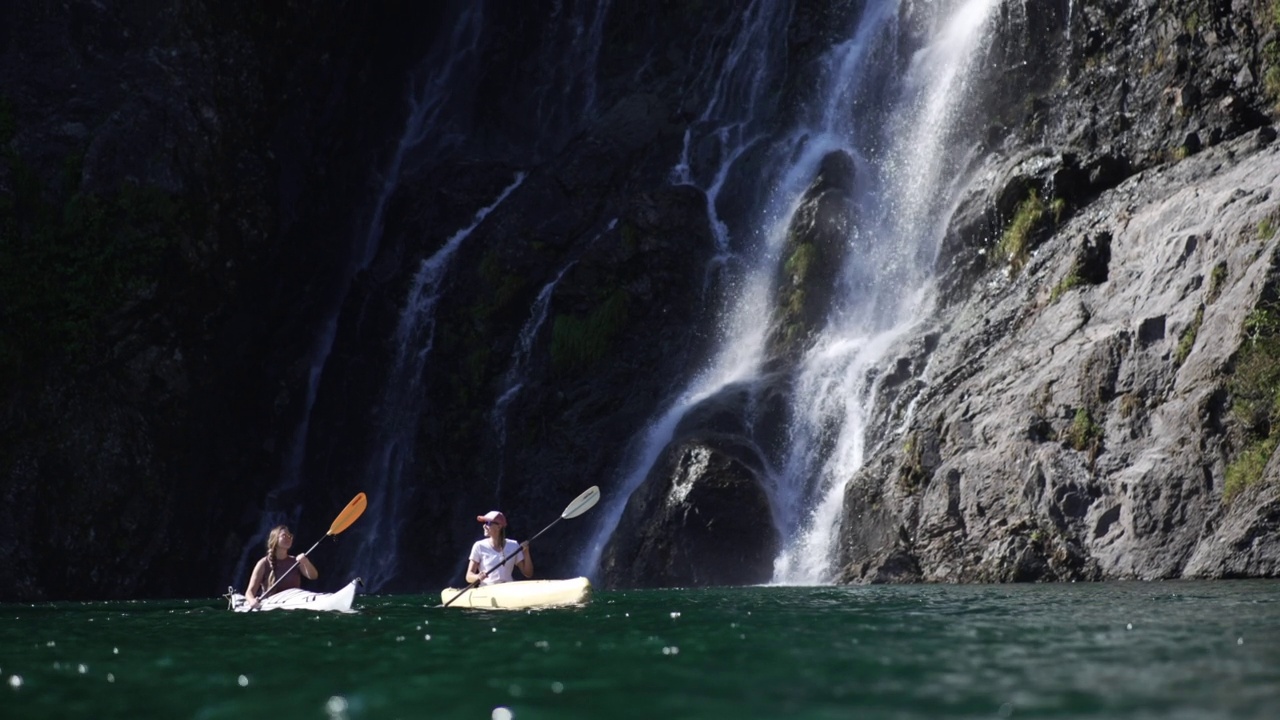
[{"xmin": 244, "ymin": 525, "xmax": 318, "ymax": 610}]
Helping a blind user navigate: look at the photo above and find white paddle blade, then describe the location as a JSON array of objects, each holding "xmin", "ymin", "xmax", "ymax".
[{"xmin": 561, "ymin": 485, "xmax": 601, "ymax": 519}]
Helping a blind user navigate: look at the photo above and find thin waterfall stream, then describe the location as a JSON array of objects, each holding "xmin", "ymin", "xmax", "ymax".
[
  {"xmin": 488, "ymin": 218, "xmax": 617, "ymax": 498},
  {"xmin": 230, "ymin": 3, "xmax": 487, "ymax": 588},
  {"xmin": 351, "ymin": 172, "xmax": 527, "ymax": 591},
  {"xmin": 489, "ymin": 258, "xmax": 580, "ymax": 498}
]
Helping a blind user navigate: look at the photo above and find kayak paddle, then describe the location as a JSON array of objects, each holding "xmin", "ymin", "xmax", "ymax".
[
  {"xmin": 251, "ymin": 492, "xmax": 368, "ymax": 608},
  {"xmin": 442, "ymin": 485, "xmax": 600, "ymax": 608}
]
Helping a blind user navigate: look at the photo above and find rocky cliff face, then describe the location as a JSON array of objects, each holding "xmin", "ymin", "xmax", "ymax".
[
  {"xmin": 841, "ymin": 128, "xmax": 1280, "ymax": 583},
  {"xmin": 835, "ymin": 0, "xmax": 1280, "ymax": 582},
  {"xmin": 0, "ymin": 0, "xmax": 445, "ymax": 599},
  {"xmin": 2, "ymin": 0, "xmax": 1278, "ymax": 600}
]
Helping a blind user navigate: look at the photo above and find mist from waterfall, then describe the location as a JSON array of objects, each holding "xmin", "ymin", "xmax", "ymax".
[{"xmin": 582, "ymin": 0, "xmax": 1007, "ymax": 583}]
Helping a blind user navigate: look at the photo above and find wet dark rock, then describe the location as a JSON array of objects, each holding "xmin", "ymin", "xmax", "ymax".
[
  {"xmin": 599, "ymin": 431, "xmax": 780, "ymax": 589},
  {"xmin": 599, "ymin": 371, "xmax": 791, "ymax": 589},
  {"xmin": 1073, "ymin": 231, "xmax": 1113, "ymax": 286},
  {"xmin": 765, "ymin": 150, "xmax": 858, "ymax": 365}
]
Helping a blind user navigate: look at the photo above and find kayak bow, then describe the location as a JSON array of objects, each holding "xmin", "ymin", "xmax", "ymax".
[{"xmin": 227, "ymin": 578, "xmax": 363, "ymax": 613}]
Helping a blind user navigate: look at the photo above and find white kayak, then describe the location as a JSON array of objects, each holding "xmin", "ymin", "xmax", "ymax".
[
  {"xmin": 441, "ymin": 577, "xmax": 592, "ymax": 609},
  {"xmin": 227, "ymin": 578, "xmax": 362, "ymax": 613}
]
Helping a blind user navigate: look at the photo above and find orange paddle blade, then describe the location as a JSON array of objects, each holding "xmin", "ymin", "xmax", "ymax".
[{"xmin": 328, "ymin": 493, "xmax": 368, "ymax": 535}]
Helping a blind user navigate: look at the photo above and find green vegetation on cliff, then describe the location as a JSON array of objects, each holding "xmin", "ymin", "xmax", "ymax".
[
  {"xmin": 1209, "ymin": 261, "xmax": 1229, "ymax": 303},
  {"xmin": 897, "ymin": 432, "xmax": 928, "ymax": 494},
  {"xmin": 1175, "ymin": 306, "xmax": 1204, "ymax": 366},
  {"xmin": 1049, "ymin": 269, "xmax": 1083, "ymax": 303},
  {"xmin": 1225, "ymin": 278, "xmax": 1280, "ymax": 501},
  {"xmin": 550, "ymin": 289, "xmax": 629, "ymax": 373},
  {"xmin": 997, "ymin": 191, "xmax": 1065, "ymax": 275},
  {"xmin": 0, "ymin": 139, "xmax": 184, "ymax": 386},
  {"xmin": 997, "ymin": 191, "xmax": 1044, "ymax": 273},
  {"xmin": 1266, "ymin": 1, "xmax": 1280, "ymax": 111},
  {"xmin": 774, "ymin": 241, "xmax": 818, "ymax": 348},
  {"xmin": 1065, "ymin": 407, "xmax": 1102, "ymax": 453}
]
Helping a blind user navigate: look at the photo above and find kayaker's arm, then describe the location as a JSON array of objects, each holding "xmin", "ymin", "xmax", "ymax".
[
  {"xmin": 466, "ymin": 559, "xmax": 487, "ymax": 584},
  {"xmin": 244, "ymin": 558, "xmax": 268, "ymax": 607},
  {"xmin": 296, "ymin": 553, "xmax": 318, "ymax": 580},
  {"xmin": 515, "ymin": 542, "xmax": 533, "ymax": 579}
]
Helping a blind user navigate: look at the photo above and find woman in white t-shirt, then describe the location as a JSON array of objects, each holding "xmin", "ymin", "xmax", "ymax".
[{"xmin": 466, "ymin": 511, "xmax": 533, "ymax": 585}]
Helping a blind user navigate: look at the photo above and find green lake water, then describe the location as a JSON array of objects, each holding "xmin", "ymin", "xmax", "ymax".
[{"xmin": 2, "ymin": 581, "xmax": 1277, "ymax": 719}]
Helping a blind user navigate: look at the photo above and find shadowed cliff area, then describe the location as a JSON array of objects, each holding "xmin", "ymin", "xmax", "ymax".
[
  {"xmin": 2, "ymin": 0, "xmax": 1279, "ymax": 601},
  {"xmin": 0, "ymin": 0, "xmax": 448, "ymax": 599}
]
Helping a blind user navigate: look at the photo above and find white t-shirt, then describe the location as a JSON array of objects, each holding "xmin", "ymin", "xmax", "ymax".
[{"xmin": 468, "ymin": 538, "xmax": 524, "ymax": 585}]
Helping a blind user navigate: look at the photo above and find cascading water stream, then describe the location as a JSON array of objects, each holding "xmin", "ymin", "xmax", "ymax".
[
  {"xmin": 582, "ymin": 0, "xmax": 1010, "ymax": 583},
  {"xmin": 578, "ymin": 0, "xmax": 796, "ymax": 576},
  {"xmin": 487, "ymin": 218, "xmax": 617, "ymax": 498},
  {"xmin": 671, "ymin": 0, "xmax": 788, "ymax": 272},
  {"xmin": 774, "ymin": 0, "xmax": 1006, "ymax": 583},
  {"xmin": 230, "ymin": 3, "xmax": 486, "ymax": 588},
  {"xmin": 333, "ymin": 0, "xmax": 610, "ymax": 591},
  {"xmin": 349, "ymin": 173, "xmax": 527, "ymax": 591},
  {"xmin": 531, "ymin": 0, "xmax": 613, "ymax": 154},
  {"xmin": 489, "ymin": 258, "xmax": 580, "ymax": 497},
  {"xmin": 227, "ymin": 2, "xmax": 491, "ymax": 586}
]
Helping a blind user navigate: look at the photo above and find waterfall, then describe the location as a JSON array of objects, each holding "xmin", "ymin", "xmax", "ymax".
[
  {"xmin": 486, "ymin": 216, "xmax": 622, "ymax": 500},
  {"xmin": 582, "ymin": 0, "xmax": 1010, "ymax": 583},
  {"xmin": 532, "ymin": 0, "xmax": 613, "ymax": 151},
  {"xmin": 489, "ymin": 255, "xmax": 581, "ymax": 497},
  {"xmin": 350, "ymin": 173, "xmax": 526, "ymax": 591},
  {"xmin": 332, "ymin": 1, "xmax": 612, "ymax": 590},
  {"xmin": 230, "ymin": 3, "xmax": 486, "ymax": 588},
  {"xmin": 772, "ymin": 0, "xmax": 1004, "ymax": 584},
  {"xmin": 671, "ymin": 0, "xmax": 789, "ymax": 268},
  {"xmin": 577, "ymin": 0, "xmax": 797, "ymax": 576}
]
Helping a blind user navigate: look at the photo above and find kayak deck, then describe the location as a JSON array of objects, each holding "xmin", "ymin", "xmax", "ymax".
[
  {"xmin": 441, "ymin": 577, "xmax": 592, "ymax": 609},
  {"xmin": 226, "ymin": 578, "xmax": 362, "ymax": 613}
]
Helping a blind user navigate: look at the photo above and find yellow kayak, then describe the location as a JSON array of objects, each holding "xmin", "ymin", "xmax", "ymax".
[{"xmin": 441, "ymin": 577, "xmax": 592, "ymax": 609}]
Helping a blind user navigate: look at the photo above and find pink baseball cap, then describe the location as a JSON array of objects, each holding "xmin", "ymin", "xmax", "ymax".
[{"xmin": 477, "ymin": 511, "xmax": 507, "ymax": 527}]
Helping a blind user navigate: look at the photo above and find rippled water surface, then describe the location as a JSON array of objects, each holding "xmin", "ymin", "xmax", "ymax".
[{"xmin": 2, "ymin": 581, "xmax": 1278, "ymax": 719}]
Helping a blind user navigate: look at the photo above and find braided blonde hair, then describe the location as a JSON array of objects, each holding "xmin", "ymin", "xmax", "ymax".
[{"xmin": 263, "ymin": 525, "xmax": 291, "ymax": 593}]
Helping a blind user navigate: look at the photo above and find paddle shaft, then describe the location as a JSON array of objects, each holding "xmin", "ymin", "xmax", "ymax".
[
  {"xmin": 254, "ymin": 535, "xmax": 327, "ymax": 601},
  {"xmin": 248, "ymin": 492, "xmax": 368, "ymax": 609},
  {"xmin": 441, "ymin": 486, "xmax": 600, "ymax": 608}
]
